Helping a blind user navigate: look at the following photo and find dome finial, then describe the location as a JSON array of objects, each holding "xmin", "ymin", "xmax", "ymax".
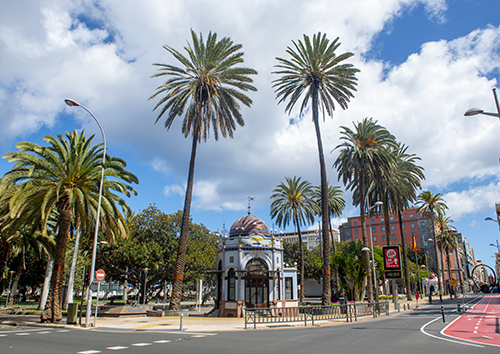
[{"xmin": 247, "ymin": 196, "xmax": 254, "ymax": 214}]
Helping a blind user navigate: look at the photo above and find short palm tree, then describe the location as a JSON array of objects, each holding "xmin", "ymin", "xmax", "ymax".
[
  {"xmin": 149, "ymin": 30, "xmax": 257, "ymax": 310},
  {"xmin": 434, "ymin": 211, "xmax": 455, "ymax": 296},
  {"xmin": 312, "ymin": 183, "xmax": 345, "ymax": 299},
  {"xmin": 270, "ymin": 176, "xmax": 317, "ymax": 302},
  {"xmin": 1, "ymin": 130, "xmax": 138, "ymax": 322},
  {"xmin": 416, "ymin": 191, "xmax": 447, "ymax": 299},
  {"xmin": 273, "ymin": 33, "xmax": 359, "ymax": 305},
  {"xmin": 334, "ymin": 117, "xmax": 397, "ymax": 302}
]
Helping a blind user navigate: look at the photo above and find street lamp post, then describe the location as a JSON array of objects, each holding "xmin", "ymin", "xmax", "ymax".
[
  {"xmin": 65, "ymin": 99, "xmax": 106, "ymax": 327},
  {"xmin": 363, "ymin": 199, "xmax": 383, "ymax": 313},
  {"xmin": 5, "ymin": 270, "xmax": 15, "ymax": 307}
]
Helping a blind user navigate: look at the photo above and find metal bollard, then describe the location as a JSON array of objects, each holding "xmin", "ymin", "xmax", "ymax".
[
  {"xmin": 441, "ymin": 306, "xmax": 445, "ymax": 322},
  {"xmin": 457, "ymin": 300, "xmax": 461, "ymax": 313},
  {"xmin": 180, "ymin": 313, "xmax": 184, "ymax": 331}
]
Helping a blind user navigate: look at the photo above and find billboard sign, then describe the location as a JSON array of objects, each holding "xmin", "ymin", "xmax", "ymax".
[{"xmin": 383, "ymin": 246, "xmax": 401, "ymax": 271}]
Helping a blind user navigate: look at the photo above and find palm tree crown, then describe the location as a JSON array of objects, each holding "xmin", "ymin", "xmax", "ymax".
[
  {"xmin": 273, "ymin": 32, "xmax": 359, "ymax": 118},
  {"xmin": 150, "ymin": 29, "xmax": 257, "ymax": 141}
]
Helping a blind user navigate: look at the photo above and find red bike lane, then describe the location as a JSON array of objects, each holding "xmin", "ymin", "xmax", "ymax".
[{"xmin": 442, "ymin": 296, "xmax": 500, "ymax": 347}]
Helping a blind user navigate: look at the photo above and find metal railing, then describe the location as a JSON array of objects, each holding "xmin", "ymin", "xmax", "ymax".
[{"xmin": 244, "ymin": 301, "xmax": 389, "ymax": 329}]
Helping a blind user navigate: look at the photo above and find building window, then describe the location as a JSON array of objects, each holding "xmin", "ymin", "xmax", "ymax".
[
  {"xmin": 382, "ymin": 234, "xmax": 386, "ymax": 241},
  {"xmin": 355, "ymin": 238, "xmax": 359, "ymax": 242},
  {"xmin": 372, "ymin": 227, "xmax": 376, "ymax": 233},
  {"xmin": 353, "ymin": 221, "xmax": 358, "ymax": 226},
  {"xmin": 285, "ymin": 277, "xmax": 293, "ymax": 300},
  {"xmin": 229, "ymin": 256, "xmax": 234, "ymax": 263},
  {"xmin": 410, "ymin": 214, "xmax": 414, "ymax": 219},
  {"xmin": 421, "ymin": 221, "xmax": 426, "ymax": 227},
  {"xmin": 402, "ymin": 224, "xmax": 405, "ymax": 230},
  {"xmin": 390, "ymin": 217, "xmax": 394, "ymax": 222},
  {"xmin": 354, "ymin": 229, "xmax": 359, "ymax": 235},
  {"xmin": 391, "ymin": 234, "xmax": 396, "ymax": 240},
  {"xmin": 371, "ymin": 219, "xmax": 375, "ymax": 224},
  {"xmin": 227, "ymin": 268, "xmax": 236, "ymax": 301},
  {"xmin": 346, "ymin": 230, "xmax": 350, "ymax": 236},
  {"xmin": 391, "ymin": 225, "xmax": 395, "ymax": 231},
  {"xmin": 381, "ymin": 218, "xmax": 384, "ymax": 223},
  {"xmin": 381, "ymin": 226, "xmax": 385, "ymax": 232},
  {"xmin": 410, "ymin": 222, "xmax": 415, "ymax": 229},
  {"xmin": 373, "ymin": 236, "xmax": 377, "ymax": 242}
]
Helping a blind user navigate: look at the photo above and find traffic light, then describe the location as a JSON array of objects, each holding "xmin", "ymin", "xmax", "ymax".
[{"xmin": 84, "ymin": 266, "xmax": 90, "ymax": 286}]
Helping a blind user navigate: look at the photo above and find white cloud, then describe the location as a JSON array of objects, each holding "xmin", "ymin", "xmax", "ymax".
[
  {"xmin": 445, "ymin": 181, "xmax": 500, "ymax": 221},
  {"xmin": 163, "ymin": 184, "xmax": 184, "ymax": 197}
]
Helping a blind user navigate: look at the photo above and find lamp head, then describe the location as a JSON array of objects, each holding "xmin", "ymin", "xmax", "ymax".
[
  {"xmin": 64, "ymin": 99, "xmax": 80, "ymax": 107},
  {"xmin": 464, "ymin": 108, "xmax": 484, "ymax": 116}
]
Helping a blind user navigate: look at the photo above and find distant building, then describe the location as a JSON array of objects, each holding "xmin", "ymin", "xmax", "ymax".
[
  {"xmin": 278, "ymin": 228, "xmax": 340, "ymax": 250},
  {"xmin": 339, "ymin": 207, "xmax": 438, "ymax": 267}
]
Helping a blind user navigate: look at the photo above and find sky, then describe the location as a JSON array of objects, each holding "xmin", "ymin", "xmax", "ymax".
[{"xmin": 1, "ymin": 0, "xmax": 500, "ymax": 271}]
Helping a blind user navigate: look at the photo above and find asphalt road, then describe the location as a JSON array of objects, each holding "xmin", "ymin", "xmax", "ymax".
[{"xmin": 1, "ymin": 296, "xmax": 498, "ymax": 354}]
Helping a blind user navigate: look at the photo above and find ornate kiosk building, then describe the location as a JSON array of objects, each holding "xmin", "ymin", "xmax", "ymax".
[{"xmin": 215, "ymin": 212, "xmax": 298, "ymax": 317}]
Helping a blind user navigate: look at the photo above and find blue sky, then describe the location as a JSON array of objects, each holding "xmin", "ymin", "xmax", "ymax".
[{"xmin": 1, "ymin": 0, "xmax": 500, "ymax": 271}]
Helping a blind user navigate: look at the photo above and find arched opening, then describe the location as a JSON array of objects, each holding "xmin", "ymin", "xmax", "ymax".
[{"xmin": 245, "ymin": 258, "xmax": 269, "ymax": 308}]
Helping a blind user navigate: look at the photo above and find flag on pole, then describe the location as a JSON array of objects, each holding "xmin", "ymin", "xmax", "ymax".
[{"xmin": 412, "ymin": 232, "xmax": 417, "ymax": 253}]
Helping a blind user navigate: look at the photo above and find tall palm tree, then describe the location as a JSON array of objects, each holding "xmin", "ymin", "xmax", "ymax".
[
  {"xmin": 369, "ymin": 143, "xmax": 425, "ymax": 299},
  {"xmin": 149, "ymin": 30, "xmax": 257, "ymax": 310},
  {"xmin": 1, "ymin": 130, "xmax": 138, "ymax": 322},
  {"xmin": 270, "ymin": 176, "xmax": 317, "ymax": 302},
  {"xmin": 334, "ymin": 118, "xmax": 397, "ymax": 302},
  {"xmin": 273, "ymin": 33, "xmax": 359, "ymax": 305},
  {"xmin": 416, "ymin": 191, "xmax": 447, "ymax": 300}
]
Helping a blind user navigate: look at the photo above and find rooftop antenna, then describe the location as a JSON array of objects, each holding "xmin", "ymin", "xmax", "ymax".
[{"xmin": 248, "ymin": 196, "xmax": 254, "ymax": 214}]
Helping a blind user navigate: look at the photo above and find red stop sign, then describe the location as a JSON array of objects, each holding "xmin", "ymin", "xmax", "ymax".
[{"xmin": 95, "ymin": 269, "xmax": 105, "ymax": 281}]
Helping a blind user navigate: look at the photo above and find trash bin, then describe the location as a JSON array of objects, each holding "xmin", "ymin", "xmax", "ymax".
[{"xmin": 67, "ymin": 303, "xmax": 78, "ymax": 324}]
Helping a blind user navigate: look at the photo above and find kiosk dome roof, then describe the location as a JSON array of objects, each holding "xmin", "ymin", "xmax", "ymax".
[{"xmin": 229, "ymin": 213, "xmax": 270, "ymax": 238}]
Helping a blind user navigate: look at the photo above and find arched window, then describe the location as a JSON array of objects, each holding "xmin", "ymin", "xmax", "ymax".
[{"xmin": 227, "ymin": 268, "xmax": 236, "ymax": 301}]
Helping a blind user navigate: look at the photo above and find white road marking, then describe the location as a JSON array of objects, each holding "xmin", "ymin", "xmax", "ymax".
[
  {"xmin": 191, "ymin": 335, "xmax": 206, "ymax": 338},
  {"xmin": 131, "ymin": 343, "xmax": 152, "ymax": 347},
  {"xmin": 37, "ymin": 331, "xmax": 52, "ymax": 334},
  {"xmin": 15, "ymin": 333, "xmax": 30, "ymax": 336},
  {"xmin": 77, "ymin": 351, "xmax": 101, "ymax": 354},
  {"xmin": 106, "ymin": 346, "xmax": 128, "ymax": 350},
  {"xmin": 153, "ymin": 340, "xmax": 171, "ymax": 343}
]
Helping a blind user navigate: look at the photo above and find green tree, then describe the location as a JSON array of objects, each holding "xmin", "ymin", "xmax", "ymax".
[
  {"xmin": 334, "ymin": 118, "xmax": 397, "ymax": 302},
  {"xmin": 1, "ymin": 130, "xmax": 138, "ymax": 322},
  {"xmin": 270, "ymin": 176, "xmax": 317, "ymax": 302},
  {"xmin": 273, "ymin": 33, "xmax": 359, "ymax": 305},
  {"xmin": 332, "ymin": 241, "xmax": 367, "ymax": 301},
  {"xmin": 283, "ymin": 241, "xmax": 322, "ymax": 282},
  {"xmin": 416, "ymin": 191, "xmax": 447, "ymax": 299},
  {"xmin": 149, "ymin": 30, "xmax": 257, "ymax": 310}
]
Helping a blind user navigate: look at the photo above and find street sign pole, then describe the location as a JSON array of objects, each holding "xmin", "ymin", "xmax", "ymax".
[{"xmin": 94, "ymin": 269, "xmax": 105, "ymax": 327}]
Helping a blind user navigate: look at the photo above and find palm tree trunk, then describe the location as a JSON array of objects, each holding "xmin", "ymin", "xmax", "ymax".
[
  {"xmin": 64, "ymin": 228, "xmax": 81, "ymax": 310},
  {"xmin": 296, "ymin": 218, "xmax": 305, "ymax": 302},
  {"xmin": 311, "ymin": 88, "xmax": 331, "ymax": 306},
  {"xmin": 39, "ymin": 256, "xmax": 54, "ymax": 310},
  {"xmin": 41, "ymin": 197, "xmax": 72, "ymax": 323},
  {"xmin": 446, "ymin": 248, "xmax": 452, "ymax": 298},
  {"xmin": 170, "ymin": 122, "xmax": 200, "ymax": 311},
  {"xmin": 440, "ymin": 242, "xmax": 447, "ymax": 295},
  {"xmin": 0, "ymin": 237, "xmax": 9, "ymax": 295},
  {"xmin": 398, "ymin": 210, "xmax": 412, "ymax": 300}
]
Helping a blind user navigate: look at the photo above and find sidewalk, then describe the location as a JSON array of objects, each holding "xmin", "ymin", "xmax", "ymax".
[{"xmin": 0, "ymin": 296, "xmax": 457, "ymax": 333}]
